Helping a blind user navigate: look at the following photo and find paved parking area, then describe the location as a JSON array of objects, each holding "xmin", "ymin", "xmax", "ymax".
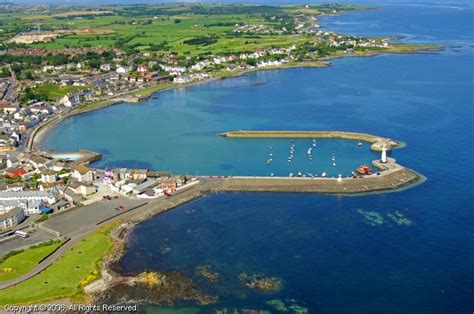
[
  {"xmin": 0, "ymin": 228, "xmax": 55, "ymax": 255},
  {"xmin": 43, "ymin": 197, "xmax": 146, "ymax": 237}
]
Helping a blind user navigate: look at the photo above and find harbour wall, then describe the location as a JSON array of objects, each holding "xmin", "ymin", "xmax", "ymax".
[
  {"xmin": 220, "ymin": 130, "xmax": 401, "ymax": 151},
  {"xmin": 126, "ymin": 164, "xmax": 422, "ymax": 223},
  {"xmin": 215, "ymin": 168, "xmax": 420, "ymax": 194}
]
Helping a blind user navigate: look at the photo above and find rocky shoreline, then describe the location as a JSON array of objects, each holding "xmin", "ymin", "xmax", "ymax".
[{"xmin": 84, "ymin": 222, "xmax": 218, "ymax": 309}]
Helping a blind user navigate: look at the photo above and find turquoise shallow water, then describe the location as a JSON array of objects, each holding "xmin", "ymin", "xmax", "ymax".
[
  {"xmin": 41, "ymin": 1, "xmax": 474, "ymax": 313},
  {"xmin": 41, "ymin": 71, "xmax": 384, "ymax": 177}
]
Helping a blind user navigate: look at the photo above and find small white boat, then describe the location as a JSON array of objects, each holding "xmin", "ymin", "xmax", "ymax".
[
  {"xmin": 332, "ymin": 162, "xmax": 336, "ymax": 167},
  {"xmin": 357, "ymin": 141, "xmax": 363, "ymax": 147},
  {"xmin": 321, "ymin": 172, "xmax": 327, "ymax": 177},
  {"xmin": 332, "ymin": 155, "xmax": 336, "ymax": 161},
  {"xmin": 297, "ymin": 171, "xmax": 302, "ymax": 177},
  {"xmin": 269, "ymin": 153, "xmax": 273, "ymax": 157},
  {"xmin": 307, "ymin": 148, "xmax": 312, "ymax": 155},
  {"xmin": 267, "ymin": 158, "xmax": 272, "ymax": 165},
  {"xmin": 289, "ymin": 172, "xmax": 294, "ymax": 177}
]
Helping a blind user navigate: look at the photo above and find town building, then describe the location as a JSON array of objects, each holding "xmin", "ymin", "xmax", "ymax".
[
  {"xmin": 72, "ymin": 165, "xmax": 95, "ymax": 182},
  {"xmin": 41, "ymin": 169, "xmax": 57, "ymax": 183},
  {"xmin": 161, "ymin": 179, "xmax": 177, "ymax": 192},
  {"xmin": 68, "ymin": 181, "xmax": 96, "ymax": 196},
  {"xmin": 0, "ymin": 207, "xmax": 26, "ymax": 230}
]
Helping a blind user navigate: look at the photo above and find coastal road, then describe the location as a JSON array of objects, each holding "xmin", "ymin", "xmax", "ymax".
[
  {"xmin": 3, "ymin": 65, "xmax": 17, "ymax": 102},
  {"xmin": 0, "ymin": 181, "xmax": 207, "ymax": 290},
  {"xmin": 0, "ymin": 169, "xmax": 421, "ymax": 290}
]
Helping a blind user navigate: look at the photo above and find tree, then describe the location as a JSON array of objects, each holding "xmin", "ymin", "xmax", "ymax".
[{"xmin": 24, "ymin": 71, "xmax": 34, "ymax": 80}]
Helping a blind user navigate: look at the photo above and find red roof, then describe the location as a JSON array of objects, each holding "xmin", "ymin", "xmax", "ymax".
[
  {"xmin": 0, "ymin": 101, "xmax": 16, "ymax": 109},
  {"xmin": 5, "ymin": 168, "xmax": 28, "ymax": 177}
]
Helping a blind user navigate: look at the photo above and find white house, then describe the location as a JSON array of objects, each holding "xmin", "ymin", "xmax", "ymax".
[
  {"xmin": 100, "ymin": 64, "xmax": 111, "ymax": 72},
  {"xmin": 0, "ymin": 191, "xmax": 56, "ymax": 215},
  {"xmin": 72, "ymin": 165, "xmax": 95, "ymax": 182},
  {"xmin": 0, "ymin": 207, "xmax": 25, "ymax": 230},
  {"xmin": 68, "ymin": 182, "xmax": 96, "ymax": 196},
  {"xmin": 116, "ymin": 66, "xmax": 131, "ymax": 74},
  {"xmin": 41, "ymin": 169, "xmax": 57, "ymax": 183}
]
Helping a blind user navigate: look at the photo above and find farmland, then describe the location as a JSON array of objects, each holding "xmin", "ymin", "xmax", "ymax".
[{"xmin": 0, "ymin": 4, "xmax": 370, "ymax": 56}]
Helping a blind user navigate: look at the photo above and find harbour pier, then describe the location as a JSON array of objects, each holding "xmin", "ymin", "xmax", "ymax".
[{"xmin": 220, "ymin": 130, "xmax": 402, "ymax": 151}]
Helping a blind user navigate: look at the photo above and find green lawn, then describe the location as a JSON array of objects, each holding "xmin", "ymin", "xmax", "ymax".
[
  {"xmin": 75, "ymin": 99, "xmax": 117, "ymax": 113},
  {"xmin": 0, "ymin": 240, "xmax": 62, "ymax": 282},
  {"xmin": 30, "ymin": 84, "xmax": 88, "ymax": 100},
  {"xmin": 132, "ymin": 82, "xmax": 175, "ymax": 96},
  {"xmin": 0, "ymin": 226, "xmax": 114, "ymax": 305}
]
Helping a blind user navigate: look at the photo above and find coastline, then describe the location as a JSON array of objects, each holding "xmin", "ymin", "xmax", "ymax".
[
  {"xmin": 85, "ymin": 159, "xmax": 423, "ymax": 306},
  {"xmin": 28, "ymin": 43, "xmax": 440, "ymax": 151},
  {"xmin": 0, "ymin": 155, "xmax": 425, "ymax": 305},
  {"xmin": 14, "ymin": 43, "xmax": 435, "ymax": 307}
]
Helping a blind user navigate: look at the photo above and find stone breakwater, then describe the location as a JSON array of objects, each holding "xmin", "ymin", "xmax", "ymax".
[
  {"xmin": 89, "ymin": 160, "xmax": 422, "ymax": 306},
  {"xmin": 129, "ymin": 158, "xmax": 421, "ymax": 224},
  {"xmin": 216, "ymin": 168, "xmax": 419, "ymax": 194},
  {"xmin": 86, "ymin": 156, "xmax": 422, "ymax": 306},
  {"xmin": 220, "ymin": 130, "xmax": 401, "ymax": 151}
]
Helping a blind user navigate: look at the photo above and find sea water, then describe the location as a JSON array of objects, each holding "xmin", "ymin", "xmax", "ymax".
[{"xmin": 42, "ymin": 1, "xmax": 474, "ymax": 313}]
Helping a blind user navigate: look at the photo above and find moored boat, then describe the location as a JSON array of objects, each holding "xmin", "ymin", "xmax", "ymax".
[{"xmin": 356, "ymin": 164, "xmax": 372, "ymax": 175}]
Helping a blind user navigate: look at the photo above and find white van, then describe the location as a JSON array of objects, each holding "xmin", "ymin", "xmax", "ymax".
[{"xmin": 15, "ymin": 230, "xmax": 30, "ymax": 238}]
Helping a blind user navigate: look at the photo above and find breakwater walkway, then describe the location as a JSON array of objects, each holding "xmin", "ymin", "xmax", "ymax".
[
  {"xmin": 129, "ymin": 157, "xmax": 421, "ymax": 222},
  {"xmin": 220, "ymin": 130, "xmax": 401, "ymax": 151},
  {"xmin": 0, "ymin": 159, "xmax": 421, "ymax": 291}
]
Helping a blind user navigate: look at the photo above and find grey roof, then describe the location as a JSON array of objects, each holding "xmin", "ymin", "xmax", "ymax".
[
  {"xmin": 0, "ymin": 207, "xmax": 24, "ymax": 219},
  {"xmin": 134, "ymin": 179, "xmax": 158, "ymax": 192},
  {"xmin": 0, "ymin": 190, "xmax": 53, "ymax": 198}
]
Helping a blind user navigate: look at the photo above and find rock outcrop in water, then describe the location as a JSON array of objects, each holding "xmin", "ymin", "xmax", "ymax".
[
  {"xmin": 86, "ymin": 224, "xmax": 217, "ymax": 307},
  {"xmin": 93, "ymin": 269, "xmax": 217, "ymax": 306},
  {"xmin": 196, "ymin": 265, "xmax": 220, "ymax": 282},
  {"xmin": 239, "ymin": 273, "xmax": 282, "ymax": 292}
]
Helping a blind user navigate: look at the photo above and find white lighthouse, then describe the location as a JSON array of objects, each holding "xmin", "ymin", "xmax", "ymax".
[{"xmin": 381, "ymin": 145, "xmax": 387, "ymax": 163}]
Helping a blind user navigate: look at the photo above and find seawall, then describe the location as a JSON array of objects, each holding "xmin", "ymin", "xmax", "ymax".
[
  {"xmin": 220, "ymin": 130, "xmax": 401, "ymax": 151},
  {"xmin": 216, "ymin": 168, "xmax": 420, "ymax": 194},
  {"xmin": 126, "ymin": 161, "xmax": 422, "ymax": 222}
]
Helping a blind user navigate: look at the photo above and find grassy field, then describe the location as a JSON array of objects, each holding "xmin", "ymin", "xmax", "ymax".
[
  {"xmin": 0, "ymin": 4, "xmax": 372, "ymax": 55},
  {"xmin": 26, "ymin": 14, "xmax": 299, "ymax": 55},
  {"xmin": 31, "ymin": 84, "xmax": 89, "ymax": 100},
  {"xmin": 74, "ymin": 99, "xmax": 118, "ymax": 113},
  {"xmin": 0, "ymin": 240, "xmax": 62, "ymax": 282},
  {"xmin": 0, "ymin": 226, "xmax": 114, "ymax": 305},
  {"xmin": 132, "ymin": 82, "xmax": 176, "ymax": 96}
]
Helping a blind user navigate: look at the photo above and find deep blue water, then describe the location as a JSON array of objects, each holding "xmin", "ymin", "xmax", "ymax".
[{"xmin": 42, "ymin": 2, "xmax": 474, "ymax": 313}]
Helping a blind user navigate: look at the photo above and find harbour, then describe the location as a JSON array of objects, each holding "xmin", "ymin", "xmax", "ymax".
[{"xmin": 12, "ymin": 2, "xmax": 474, "ymax": 312}]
